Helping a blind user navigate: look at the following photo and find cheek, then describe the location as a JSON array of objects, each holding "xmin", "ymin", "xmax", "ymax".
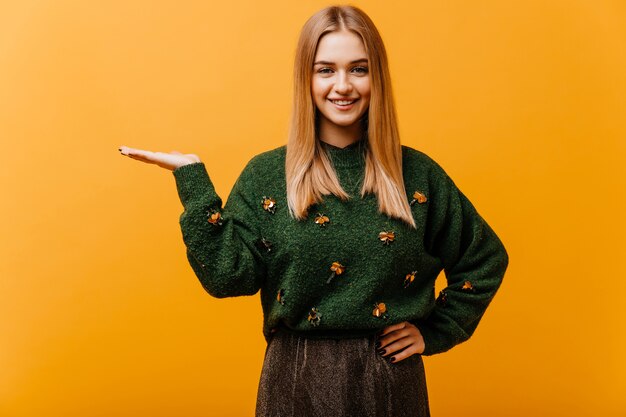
[
  {"xmin": 357, "ymin": 79, "xmax": 371, "ymax": 99},
  {"xmin": 311, "ymin": 79, "xmax": 326, "ymax": 100},
  {"xmin": 357, "ymin": 86, "xmax": 371, "ymax": 107}
]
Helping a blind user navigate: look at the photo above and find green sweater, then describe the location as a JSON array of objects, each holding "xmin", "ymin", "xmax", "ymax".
[{"xmin": 172, "ymin": 139, "xmax": 509, "ymax": 356}]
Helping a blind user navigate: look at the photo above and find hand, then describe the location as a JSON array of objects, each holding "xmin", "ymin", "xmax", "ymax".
[
  {"xmin": 376, "ymin": 321, "xmax": 425, "ymax": 363},
  {"xmin": 118, "ymin": 145, "xmax": 201, "ymax": 171}
]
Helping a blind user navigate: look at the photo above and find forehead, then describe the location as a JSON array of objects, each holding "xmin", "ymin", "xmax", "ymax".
[{"xmin": 314, "ymin": 30, "xmax": 367, "ymax": 61}]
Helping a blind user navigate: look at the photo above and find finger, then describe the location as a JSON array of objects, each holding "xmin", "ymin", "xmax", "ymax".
[
  {"xmin": 120, "ymin": 146, "xmax": 149, "ymax": 157},
  {"xmin": 377, "ymin": 321, "xmax": 407, "ymax": 338},
  {"xmin": 387, "ymin": 344, "xmax": 420, "ymax": 364},
  {"xmin": 377, "ymin": 324, "xmax": 420, "ymax": 351},
  {"xmin": 378, "ymin": 333, "xmax": 413, "ymax": 356},
  {"xmin": 126, "ymin": 153, "xmax": 153, "ymax": 163},
  {"xmin": 377, "ymin": 327, "xmax": 411, "ymax": 348},
  {"xmin": 125, "ymin": 147, "xmax": 156, "ymax": 159}
]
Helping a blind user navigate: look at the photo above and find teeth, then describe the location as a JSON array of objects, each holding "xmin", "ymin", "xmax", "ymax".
[{"xmin": 331, "ymin": 100, "xmax": 355, "ymax": 105}]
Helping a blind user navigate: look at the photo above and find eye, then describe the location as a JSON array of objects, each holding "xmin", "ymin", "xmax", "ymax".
[
  {"xmin": 352, "ymin": 66, "xmax": 368, "ymax": 74},
  {"xmin": 317, "ymin": 67, "xmax": 333, "ymax": 74}
]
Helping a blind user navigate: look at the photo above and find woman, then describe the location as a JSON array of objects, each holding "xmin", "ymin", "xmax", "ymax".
[{"xmin": 119, "ymin": 5, "xmax": 508, "ymax": 417}]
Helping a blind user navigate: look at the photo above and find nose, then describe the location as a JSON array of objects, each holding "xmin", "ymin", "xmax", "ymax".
[{"xmin": 334, "ymin": 71, "xmax": 353, "ymax": 94}]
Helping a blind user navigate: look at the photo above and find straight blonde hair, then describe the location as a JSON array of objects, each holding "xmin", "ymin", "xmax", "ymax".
[{"xmin": 285, "ymin": 5, "xmax": 416, "ymax": 229}]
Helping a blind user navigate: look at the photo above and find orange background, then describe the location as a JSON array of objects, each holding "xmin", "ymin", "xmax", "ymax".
[{"xmin": 1, "ymin": 1, "xmax": 625, "ymax": 416}]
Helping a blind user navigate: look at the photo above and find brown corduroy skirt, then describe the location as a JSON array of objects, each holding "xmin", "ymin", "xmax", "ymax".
[{"xmin": 255, "ymin": 327, "xmax": 431, "ymax": 417}]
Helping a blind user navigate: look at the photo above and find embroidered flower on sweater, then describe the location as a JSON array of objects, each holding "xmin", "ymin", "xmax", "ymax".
[
  {"xmin": 327, "ymin": 261, "xmax": 345, "ymax": 284},
  {"xmin": 378, "ymin": 231, "xmax": 395, "ymax": 245},
  {"xmin": 261, "ymin": 196, "xmax": 277, "ymax": 214},
  {"xmin": 276, "ymin": 288, "xmax": 285, "ymax": 305},
  {"xmin": 403, "ymin": 271, "xmax": 417, "ymax": 288},
  {"xmin": 314, "ymin": 213, "xmax": 330, "ymax": 226},
  {"xmin": 207, "ymin": 210, "xmax": 223, "ymax": 226},
  {"xmin": 307, "ymin": 307, "xmax": 321, "ymax": 326},
  {"xmin": 372, "ymin": 302, "xmax": 389, "ymax": 319},
  {"xmin": 410, "ymin": 190, "xmax": 427, "ymax": 205}
]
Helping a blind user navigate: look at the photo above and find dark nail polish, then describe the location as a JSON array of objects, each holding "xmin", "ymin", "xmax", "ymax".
[
  {"xmin": 390, "ymin": 356, "xmax": 396, "ymax": 363},
  {"xmin": 378, "ymin": 348, "xmax": 385, "ymax": 355},
  {"xmin": 375, "ymin": 341, "xmax": 381, "ymax": 349}
]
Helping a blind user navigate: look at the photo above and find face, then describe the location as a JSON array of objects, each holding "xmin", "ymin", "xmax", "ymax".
[{"xmin": 311, "ymin": 30, "xmax": 371, "ymax": 136}]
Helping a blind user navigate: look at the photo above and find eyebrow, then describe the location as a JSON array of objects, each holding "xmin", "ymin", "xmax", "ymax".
[{"xmin": 313, "ymin": 58, "xmax": 369, "ymax": 66}]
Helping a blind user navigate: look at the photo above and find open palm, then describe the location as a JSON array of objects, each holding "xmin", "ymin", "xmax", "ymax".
[{"xmin": 118, "ymin": 145, "xmax": 201, "ymax": 171}]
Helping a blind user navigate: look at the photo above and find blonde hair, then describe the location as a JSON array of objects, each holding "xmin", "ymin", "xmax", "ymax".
[{"xmin": 285, "ymin": 5, "xmax": 416, "ymax": 229}]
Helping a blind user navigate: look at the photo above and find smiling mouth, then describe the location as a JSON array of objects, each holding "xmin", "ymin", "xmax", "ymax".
[{"xmin": 329, "ymin": 99, "xmax": 358, "ymax": 106}]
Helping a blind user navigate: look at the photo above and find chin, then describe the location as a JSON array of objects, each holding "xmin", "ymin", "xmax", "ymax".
[
  {"xmin": 335, "ymin": 117, "xmax": 365, "ymax": 128},
  {"xmin": 329, "ymin": 119, "xmax": 357, "ymax": 126},
  {"xmin": 324, "ymin": 112, "xmax": 364, "ymax": 125}
]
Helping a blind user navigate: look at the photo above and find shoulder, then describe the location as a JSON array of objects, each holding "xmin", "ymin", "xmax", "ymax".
[
  {"xmin": 400, "ymin": 145, "xmax": 463, "ymax": 208},
  {"xmin": 233, "ymin": 145, "xmax": 286, "ymax": 188},
  {"xmin": 401, "ymin": 144, "xmax": 449, "ymax": 181},
  {"xmin": 243, "ymin": 145, "xmax": 286, "ymax": 172}
]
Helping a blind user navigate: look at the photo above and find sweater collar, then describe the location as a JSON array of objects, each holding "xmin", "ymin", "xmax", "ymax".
[{"xmin": 320, "ymin": 138, "xmax": 367, "ymax": 168}]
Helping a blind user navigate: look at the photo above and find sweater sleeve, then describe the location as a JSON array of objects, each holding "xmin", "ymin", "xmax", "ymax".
[
  {"xmin": 172, "ymin": 160, "xmax": 267, "ymax": 298},
  {"xmin": 412, "ymin": 167, "xmax": 509, "ymax": 356}
]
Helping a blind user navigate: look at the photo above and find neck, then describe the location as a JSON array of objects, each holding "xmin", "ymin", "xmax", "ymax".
[{"xmin": 318, "ymin": 119, "xmax": 364, "ymax": 149}]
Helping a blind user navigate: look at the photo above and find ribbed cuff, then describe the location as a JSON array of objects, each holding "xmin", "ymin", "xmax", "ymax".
[
  {"xmin": 172, "ymin": 162, "xmax": 218, "ymax": 207},
  {"xmin": 410, "ymin": 320, "xmax": 446, "ymax": 357}
]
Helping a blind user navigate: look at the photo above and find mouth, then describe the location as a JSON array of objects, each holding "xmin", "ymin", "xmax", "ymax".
[
  {"xmin": 328, "ymin": 98, "xmax": 359, "ymax": 109},
  {"xmin": 328, "ymin": 99, "xmax": 357, "ymax": 106}
]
